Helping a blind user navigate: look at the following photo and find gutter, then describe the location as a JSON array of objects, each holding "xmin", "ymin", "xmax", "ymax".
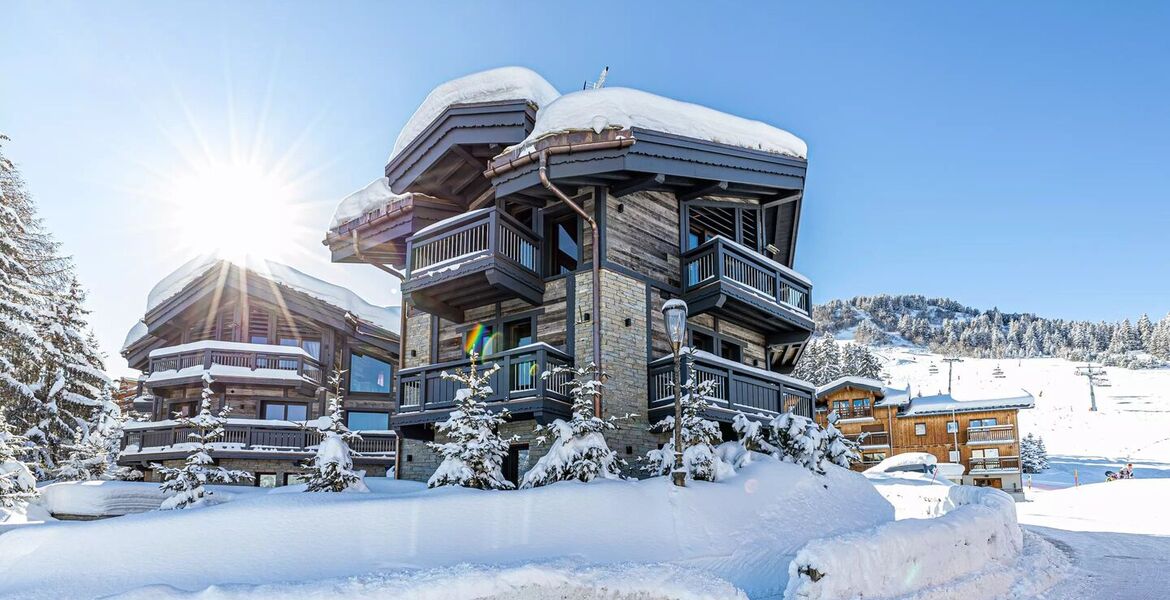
[{"xmin": 483, "ymin": 134, "xmax": 635, "ymax": 179}]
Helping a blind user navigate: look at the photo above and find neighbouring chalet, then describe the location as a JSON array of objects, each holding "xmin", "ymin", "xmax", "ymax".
[
  {"xmin": 322, "ymin": 66, "xmax": 818, "ymax": 483},
  {"xmin": 815, "ymin": 376, "xmax": 1035, "ymax": 497},
  {"xmin": 118, "ymin": 256, "xmax": 400, "ymax": 486}
]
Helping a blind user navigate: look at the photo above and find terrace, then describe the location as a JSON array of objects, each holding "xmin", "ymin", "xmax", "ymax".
[
  {"xmin": 144, "ymin": 341, "xmax": 322, "ymax": 392},
  {"xmin": 648, "ymin": 349, "xmax": 815, "ymax": 424},
  {"xmin": 119, "ymin": 419, "xmax": 397, "ymax": 464}
]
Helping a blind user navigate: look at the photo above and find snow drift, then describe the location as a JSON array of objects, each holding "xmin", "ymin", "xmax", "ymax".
[
  {"xmin": 785, "ymin": 479, "xmax": 1021, "ymax": 600},
  {"xmin": 0, "ymin": 460, "xmax": 891, "ymax": 599}
]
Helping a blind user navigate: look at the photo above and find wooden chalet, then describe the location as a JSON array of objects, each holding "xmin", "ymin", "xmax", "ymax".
[
  {"xmin": 323, "ymin": 66, "xmax": 818, "ymax": 483},
  {"xmin": 118, "ymin": 258, "xmax": 400, "ymax": 486}
]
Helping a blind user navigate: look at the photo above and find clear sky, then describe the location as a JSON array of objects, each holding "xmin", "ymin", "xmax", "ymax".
[{"xmin": 2, "ymin": 1, "xmax": 1168, "ymax": 374}]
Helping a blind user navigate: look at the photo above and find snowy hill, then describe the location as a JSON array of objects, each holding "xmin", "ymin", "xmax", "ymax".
[{"xmin": 875, "ymin": 346, "xmax": 1170, "ymax": 487}]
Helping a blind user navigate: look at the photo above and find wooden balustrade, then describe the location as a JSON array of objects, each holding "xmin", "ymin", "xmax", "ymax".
[
  {"xmin": 406, "ymin": 208, "xmax": 540, "ymax": 278},
  {"xmin": 969, "ymin": 456, "xmax": 1020, "ymax": 472},
  {"xmin": 648, "ymin": 351, "xmax": 815, "ymax": 418},
  {"xmin": 681, "ymin": 236, "xmax": 812, "ymax": 317},
  {"xmin": 966, "ymin": 424, "xmax": 1016, "ymax": 444},
  {"xmin": 847, "ymin": 431, "xmax": 890, "ymax": 447},
  {"xmin": 397, "ymin": 344, "xmax": 572, "ymax": 413},
  {"xmin": 123, "ymin": 421, "xmax": 396, "ymax": 456}
]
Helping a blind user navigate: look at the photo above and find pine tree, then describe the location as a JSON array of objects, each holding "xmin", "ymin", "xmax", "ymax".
[
  {"xmin": 53, "ymin": 429, "xmax": 109, "ymax": 481},
  {"xmin": 302, "ymin": 371, "xmax": 366, "ymax": 493},
  {"xmin": 821, "ymin": 411, "xmax": 860, "ymax": 469},
  {"xmin": 1136, "ymin": 314, "xmax": 1154, "ymax": 351},
  {"xmin": 427, "ymin": 354, "xmax": 517, "ymax": 490},
  {"xmin": 729, "ymin": 412, "xmax": 777, "ymax": 468},
  {"xmin": 1021, "ymin": 432, "xmax": 1049, "ymax": 474},
  {"xmin": 521, "ymin": 363, "xmax": 624, "ymax": 488},
  {"xmin": 643, "ymin": 350, "xmax": 731, "ymax": 482},
  {"xmin": 0, "ymin": 410, "xmax": 37, "ymax": 507},
  {"xmin": 153, "ymin": 375, "xmax": 252, "ymax": 509},
  {"xmin": 770, "ymin": 410, "xmax": 826, "ymax": 474}
]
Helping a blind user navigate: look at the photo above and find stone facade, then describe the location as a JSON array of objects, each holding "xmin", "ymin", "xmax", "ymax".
[{"xmin": 141, "ymin": 457, "xmax": 389, "ymax": 486}]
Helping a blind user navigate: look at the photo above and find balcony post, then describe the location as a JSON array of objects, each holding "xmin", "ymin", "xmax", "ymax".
[{"xmin": 203, "ymin": 349, "xmax": 213, "ymax": 370}]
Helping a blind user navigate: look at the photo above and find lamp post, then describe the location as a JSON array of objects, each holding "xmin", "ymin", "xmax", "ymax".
[{"xmin": 661, "ymin": 299, "xmax": 688, "ymax": 488}]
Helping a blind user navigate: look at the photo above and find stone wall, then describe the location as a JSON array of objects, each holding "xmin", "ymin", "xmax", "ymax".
[{"xmin": 140, "ymin": 457, "xmax": 389, "ymax": 486}]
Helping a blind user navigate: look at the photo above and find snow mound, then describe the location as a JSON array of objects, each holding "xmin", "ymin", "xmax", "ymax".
[
  {"xmin": 863, "ymin": 451, "xmax": 937, "ymax": 474},
  {"xmin": 37, "ymin": 481, "xmax": 265, "ymax": 518},
  {"xmin": 109, "ymin": 563, "xmax": 747, "ymax": 600},
  {"xmin": 0, "ymin": 460, "xmax": 891, "ymax": 599},
  {"xmin": 389, "ymin": 66, "xmax": 560, "ymax": 163},
  {"xmin": 1018, "ymin": 479, "xmax": 1170, "ymax": 535},
  {"xmin": 510, "ymin": 87, "xmax": 807, "ymax": 159},
  {"xmin": 330, "ymin": 177, "xmax": 412, "ymax": 229}
]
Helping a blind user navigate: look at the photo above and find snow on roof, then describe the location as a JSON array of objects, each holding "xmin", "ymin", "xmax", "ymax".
[
  {"xmin": 330, "ymin": 177, "xmax": 413, "ymax": 230},
  {"xmin": 899, "ymin": 391, "xmax": 1035, "ymax": 417},
  {"xmin": 123, "ymin": 254, "xmax": 399, "ymax": 352},
  {"xmin": 816, "ymin": 376, "xmax": 886, "ymax": 396},
  {"xmin": 508, "ymin": 86, "xmax": 807, "ymax": 159},
  {"xmin": 388, "ymin": 66, "xmax": 560, "ymax": 164}
]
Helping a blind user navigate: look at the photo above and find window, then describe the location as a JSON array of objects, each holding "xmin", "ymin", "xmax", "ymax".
[
  {"xmin": 946, "ymin": 420, "xmax": 958, "ymax": 433},
  {"xmin": 503, "ymin": 444, "xmax": 530, "ymax": 486},
  {"xmin": 948, "ymin": 450, "xmax": 961, "ymax": 463},
  {"xmin": 170, "ymin": 401, "xmax": 198, "ymax": 418},
  {"xmin": 833, "ymin": 400, "xmax": 850, "ymax": 414},
  {"xmin": 719, "ymin": 339, "xmax": 742, "ymax": 362},
  {"xmin": 544, "ymin": 213, "xmax": 579, "ymax": 275},
  {"xmin": 463, "ymin": 324, "xmax": 496, "ymax": 357},
  {"xmin": 347, "ymin": 411, "xmax": 390, "ymax": 431},
  {"xmin": 350, "ymin": 352, "xmax": 392, "ymax": 394},
  {"xmin": 285, "ymin": 473, "xmax": 307, "ymax": 486},
  {"xmin": 248, "ymin": 308, "xmax": 270, "ymax": 345},
  {"xmin": 256, "ymin": 473, "xmax": 278, "ymax": 488},
  {"xmin": 684, "ymin": 204, "xmax": 762, "ymax": 250},
  {"xmin": 262, "ymin": 402, "xmax": 308, "ymax": 421},
  {"xmin": 279, "ymin": 337, "xmax": 321, "ymax": 360},
  {"xmin": 690, "ymin": 330, "xmax": 715, "ymax": 353},
  {"xmin": 914, "ymin": 423, "xmax": 927, "ymax": 436},
  {"xmin": 504, "ymin": 319, "xmax": 533, "ymax": 351},
  {"xmin": 852, "ymin": 398, "xmax": 870, "ymax": 416},
  {"xmin": 970, "ymin": 418, "xmax": 998, "ymax": 428}
]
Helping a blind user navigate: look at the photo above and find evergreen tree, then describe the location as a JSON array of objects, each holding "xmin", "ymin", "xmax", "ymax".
[
  {"xmin": 302, "ymin": 371, "xmax": 367, "ymax": 493},
  {"xmin": 770, "ymin": 410, "xmax": 825, "ymax": 474},
  {"xmin": 1136, "ymin": 313, "xmax": 1154, "ymax": 351},
  {"xmin": 821, "ymin": 411, "xmax": 860, "ymax": 469},
  {"xmin": 153, "ymin": 375, "xmax": 252, "ymax": 509},
  {"xmin": 427, "ymin": 354, "xmax": 516, "ymax": 490},
  {"xmin": 1021, "ymin": 432, "xmax": 1049, "ymax": 474},
  {"xmin": 643, "ymin": 350, "xmax": 732, "ymax": 482},
  {"xmin": 521, "ymin": 363, "xmax": 624, "ymax": 488},
  {"xmin": 0, "ymin": 410, "xmax": 37, "ymax": 507},
  {"xmin": 53, "ymin": 429, "xmax": 109, "ymax": 481}
]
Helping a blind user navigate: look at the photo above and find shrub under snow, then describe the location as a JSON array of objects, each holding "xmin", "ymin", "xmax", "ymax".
[
  {"xmin": 0, "ymin": 413, "xmax": 37, "ymax": 507},
  {"xmin": 643, "ymin": 350, "xmax": 734, "ymax": 482},
  {"xmin": 428, "ymin": 353, "xmax": 517, "ymax": 490},
  {"xmin": 770, "ymin": 411, "xmax": 826, "ymax": 474},
  {"xmin": 520, "ymin": 363, "xmax": 624, "ymax": 488}
]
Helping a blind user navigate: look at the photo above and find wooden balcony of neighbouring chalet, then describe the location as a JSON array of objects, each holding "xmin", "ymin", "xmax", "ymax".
[
  {"xmin": 845, "ymin": 431, "xmax": 891, "ymax": 449},
  {"xmin": 144, "ymin": 341, "xmax": 322, "ymax": 395},
  {"xmin": 648, "ymin": 350, "xmax": 815, "ymax": 424},
  {"xmin": 399, "ymin": 207, "xmax": 543, "ymax": 323},
  {"xmin": 966, "ymin": 424, "xmax": 1016, "ymax": 445},
  {"xmin": 118, "ymin": 419, "xmax": 396, "ymax": 464},
  {"xmin": 681, "ymin": 236, "xmax": 814, "ymax": 372},
  {"xmin": 394, "ymin": 343, "xmax": 573, "ymax": 437},
  {"xmin": 969, "ymin": 456, "xmax": 1021, "ymax": 474}
]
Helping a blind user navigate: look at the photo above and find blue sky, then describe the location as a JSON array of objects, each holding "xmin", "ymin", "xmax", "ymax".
[{"xmin": 2, "ymin": 1, "xmax": 1168, "ymax": 372}]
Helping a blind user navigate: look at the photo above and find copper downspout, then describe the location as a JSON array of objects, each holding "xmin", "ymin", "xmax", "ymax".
[
  {"xmin": 352, "ymin": 229, "xmax": 408, "ymax": 480},
  {"xmin": 538, "ymin": 151, "xmax": 603, "ymax": 418}
]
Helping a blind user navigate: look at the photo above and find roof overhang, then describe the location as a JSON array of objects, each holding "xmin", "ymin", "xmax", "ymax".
[{"xmin": 323, "ymin": 194, "xmax": 462, "ymax": 265}]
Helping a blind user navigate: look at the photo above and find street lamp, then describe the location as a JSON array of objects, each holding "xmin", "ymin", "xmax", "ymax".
[{"xmin": 661, "ymin": 299, "xmax": 688, "ymax": 488}]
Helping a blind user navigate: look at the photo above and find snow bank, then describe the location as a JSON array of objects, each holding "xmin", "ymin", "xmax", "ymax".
[
  {"xmin": 785, "ymin": 482, "xmax": 1021, "ymax": 600},
  {"xmin": 1018, "ymin": 479, "xmax": 1170, "ymax": 535},
  {"xmin": 0, "ymin": 503, "xmax": 55, "ymax": 534},
  {"xmin": 111, "ymin": 563, "xmax": 747, "ymax": 600},
  {"xmin": 37, "ymin": 481, "xmax": 265, "ymax": 517},
  {"xmin": 0, "ymin": 461, "xmax": 891, "ymax": 599},
  {"xmin": 330, "ymin": 177, "xmax": 412, "ymax": 229},
  {"xmin": 865, "ymin": 472, "xmax": 956, "ymax": 519},
  {"xmin": 511, "ymin": 87, "xmax": 807, "ymax": 159},
  {"xmin": 389, "ymin": 66, "xmax": 560, "ymax": 163}
]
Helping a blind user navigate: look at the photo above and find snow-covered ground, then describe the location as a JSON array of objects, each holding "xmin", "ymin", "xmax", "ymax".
[{"xmin": 877, "ymin": 347, "xmax": 1170, "ymax": 487}]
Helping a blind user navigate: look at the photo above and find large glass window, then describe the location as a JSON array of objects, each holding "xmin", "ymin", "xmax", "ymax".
[
  {"xmin": 279, "ymin": 337, "xmax": 321, "ymax": 360},
  {"xmin": 544, "ymin": 214, "xmax": 579, "ymax": 275},
  {"xmin": 262, "ymin": 402, "xmax": 308, "ymax": 421},
  {"xmin": 256, "ymin": 473, "xmax": 278, "ymax": 488},
  {"xmin": 505, "ymin": 319, "xmax": 533, "ymax": 350},
  {"xmin": 347, "ymin": 411, "xmax": 390, "ymax": 431},
  {"xmin": 690, "ymin": 330, "xmax": 715, "ymax": 353},
  {"xmin": 463, "ymin": 324, "xmax": 496, "ymax": 357},
  {"xmin": 350, "ymin": 352, "xmax": 392, "ymax": 394}
]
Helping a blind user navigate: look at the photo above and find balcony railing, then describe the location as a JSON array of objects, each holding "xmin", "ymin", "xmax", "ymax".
[
  {"xmin": 147, "ymin": 342, "xmax": 322, "ymax": 386},
  {"xmin": 847, "ymin": 431, "xmax": 890, "ymax": 448},
  {"xmin": 682, "ymin": 236, "xmax": 812, "ymax": 317},
  {"xmin": 969, "ymin": 456, "xmax": 1020, "ymax": 472},
  {"xmin": 121, "ymin": 419, "xmax": 396, "ymax": 457},
  {"xmin": 406, "ymin": 208, "xmax": 540, "ymax": 278},
  {"xmin": 397, "ymin": 344, "xmax": 573, "ymax": 414},
  {"xmin": 649, "ymin": 350, "xmax": 815, "ymax": 419},
  {"xmin": 966, "ymin": 424, "xmax": 1015, "ymax": 444}
]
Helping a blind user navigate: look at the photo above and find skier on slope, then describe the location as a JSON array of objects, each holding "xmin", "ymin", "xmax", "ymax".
[{"xmin": 1120, "ymin": 463, "xmax": 1135, "ymax": 479}]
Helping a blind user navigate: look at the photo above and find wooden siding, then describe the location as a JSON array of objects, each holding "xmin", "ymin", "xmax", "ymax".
[{"xmin": 604, "ymin": 190, "xmax": 680, "ymax": 288}]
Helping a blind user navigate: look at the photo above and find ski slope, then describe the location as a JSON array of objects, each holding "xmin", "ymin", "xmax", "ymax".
[{"xmin": 876, "ymin": 347, "xmax": 1170, "ymax": 487}]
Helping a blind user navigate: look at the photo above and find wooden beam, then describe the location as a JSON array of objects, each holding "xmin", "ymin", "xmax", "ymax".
[
  {"xmin": 610, "ymin": 173, "xmax": 665, "ymax": 197},
  {"xmin": 449, "ymin": 144, "xmax": 486, "ymax": 171},
  {"xmin": 469, "ymin": 186, "xmax": 496, "ymax": 210},
  {"xmin": 677, "ymin": 180, "xmax": 728, "ymax": 202},
  {"xmin": 448, "ymin": 166, "xmax": 485, "ymax": 196},
  {"xmin": 404, "ymin": 290, "xmax": 465, "ymax": 324}
]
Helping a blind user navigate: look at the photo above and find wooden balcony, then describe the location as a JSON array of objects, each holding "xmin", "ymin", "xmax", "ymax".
[
  {"xmin": 966, "ymin": 424, "xmax": 1016, "ymax": 445},
  {"xmin": 680, "ymin": 237, "xmax": 814, "ymax": 372},
  {"xmin": 119, "ymin": 419, "xmax": 396, "ymax": 464},
  {"xmin": 395, "ymin": 344, "xmax": 573, "ymax": 436},
  {"xmin": 145, "ymin": 342, "xmax": 322, "ymax": 391},
  {"xmin": 847, "ymin": 431, "xmax": 890, "ymax": 448},
  {"xmin": 969, "ymin": 456, "xmax": 1021, "ymax": 473},
  {"xmin": 648, "ymin": 350, "xmax": 815, "ymax": 424},
  {"xmin": 400, "ymin": 208, "xmax": 544, "ymax": 323}
]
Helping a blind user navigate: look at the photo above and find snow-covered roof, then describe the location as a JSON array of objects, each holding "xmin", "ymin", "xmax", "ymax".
[
  {"xmin": 122, "ymin": 254, "xmax": 400, "ymax": 352},
  {"xmin": 816, "ymin": 376, "xmax": 886, "ymax": 397},
  {"xmin": 330, "ymin": 177, "xmax": 413, "ymax": 230},
  {"xmin": 507, "ymin": 87, "xmax": 807, "ymax": 159},
  {"xmin": 899, "ymin": 392, "xmax": 1035, "ymax": 417},
  {"xmin": 388, "ymin": 66, "xmax": 560, "ymax": 164}
]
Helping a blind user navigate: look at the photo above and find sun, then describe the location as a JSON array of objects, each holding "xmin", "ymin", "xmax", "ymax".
[{"xmin": 162, "ymin": 159, "xmax": 307, "ymax": 264}]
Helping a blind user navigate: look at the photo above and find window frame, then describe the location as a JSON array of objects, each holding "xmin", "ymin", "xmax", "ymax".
[
  {"xmin": 256, "ymin": 473, "xmax": 278, "ymax": 488},
  {"xmin": 346, "ymin": 410, "xmax": 391, "ymax": 431},
  {"xmin": 914, "ymin": 422, "xmax": 927, "ymax": 436},
  {"xmin": 260, "ymin": 401, "xmax": 310, "ymax": 422},
  {"xmin": 348, "ymin": 350, "xmax": 394, "ymax": 395},
  {"xmin": 680, "ymin": 200, "xmax": 765, "ymax": 253},
  {"xmin": 543, "ymin": 209, "xmax": 581, "ymax": 277}
]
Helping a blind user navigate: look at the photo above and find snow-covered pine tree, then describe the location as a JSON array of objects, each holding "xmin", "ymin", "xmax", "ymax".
[
  {"xmin": 53, "ymin": 429, "xmax": 109, "ymax": 481},
  {"xmin": 770, "ymin": 410, "xmax": 826, "ymax": 474},
  {"xmin": 153, "ymin": 374, "xmax": 252, "ymax": 509},
  {"xmin": 520, "ymin": 363, "xmax": 624, "ymax": 488},
  {"xmin": 427, "ymin": 353, "xmax": 517, "ymax": 490},
  {"xmin": 821, "ymin": 411, "xmax": 860, "ymax": 469},
  {"xmin": 1020, "ymin": 432, "xmax": 1049, "ymax": 473},
  {"xmin": 0, "ymin": 410, "xmax": 37, "ymax": 507},
  {"xmin": 301, "ymin": 370, "xmax": 366, "ymax": 493},
  {"xmin": 643, "ymin": 350, "xmax": 732, "ymax": 482},
  {"xmin": 728, "ymin": 412, "xmax": 777, "ymax": 468}
]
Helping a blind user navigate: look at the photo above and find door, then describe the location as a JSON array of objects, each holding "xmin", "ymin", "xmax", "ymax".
[
  {"xmin": 503, "ymin": 444, "xmax": 530, "ymax": 486},
  {"xmin": 974, "ymin": 478, "xmax": 1003, "ymax": 489}
]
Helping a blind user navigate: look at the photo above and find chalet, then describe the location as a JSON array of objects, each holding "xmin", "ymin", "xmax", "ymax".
[
  {"xmin": 118, "ymin": 256, "xmax": 400, "ymax": 487},
  {"xmin": 815, "ymin": 376, "xmax": 1034, "ymax": 497},
  {"xmin": 323, "ymin": 66, "xmax": 818, "ymax": 483}
]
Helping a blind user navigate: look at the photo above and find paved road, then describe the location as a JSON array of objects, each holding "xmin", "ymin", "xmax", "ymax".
[{"xmin": 1026, "ymin": 525, "xmax": 1170, "ymax": 600}]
